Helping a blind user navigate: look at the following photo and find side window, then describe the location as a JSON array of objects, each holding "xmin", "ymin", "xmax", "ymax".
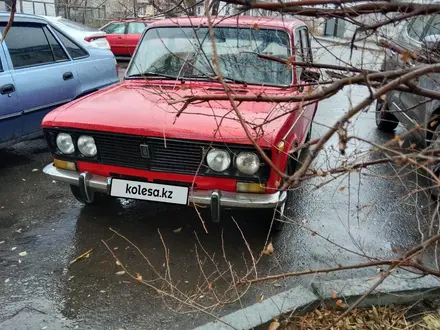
[
  {"xmin": 299, "ymin": 28, "xmax": 312, "ymax": 63},
  {"xmin": 3, "ymin": 25, "xmax": 55, "ymax": 68},
  {"xmin": 104, "ymin": 23, "xmax": 126, "ymax": 34},
  {"xmin": 407, "ymin": 15, "xmax": 432, "ymax": 41},
  {"xmin": 0, "ymin": 58, "xmax": 3, "ymax": 72},
  {"xmin": 425, "ymin": 14, "xmax": 440, "ymax": 37},
  {"xmin": 43, "ymin": 26, "xmax": 68, "ymax": 62},
  {"xmin": 52, "ymin": 29, "xmax": 88, "ymax": 59},
  {"xmin": 128, "ymin": 22, "xmax": 145, "ymax": 34},
  {"xmin": 294, "ymin": 29, "xmax": 304, "ymax": 80}
]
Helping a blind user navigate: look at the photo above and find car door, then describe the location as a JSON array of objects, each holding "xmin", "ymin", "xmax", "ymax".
[
  {"xmin": 294, "ymin": 26, "xmax": 316, "ymax": 142},
  {"xmin": 101, "ymin": 22, "xmax": 127, "ymax": 56},
  {"xmin": 2, "ymin": 22, "xmax": 81, "ymax": 136},
  {"xmin": 408, "ymin": 14, "xmax": 440, "ymax": 129},
  {"xmin": 389, "ymin": 15, "xmax": 433, "ymax": 129},
  {"xmin": 0, "ymin": 41, "xmax": 21, "ymax": 145},
  {"xmin": 126, "ymin": 22, "xmax": 147, "ymax": 55}
]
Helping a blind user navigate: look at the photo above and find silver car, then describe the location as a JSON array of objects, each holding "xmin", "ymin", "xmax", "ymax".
[
  {"xmin": 376, "ymin": 13, "xmax": 440, "ymax": 192},
  {"xmin": 42, "ymin": 16, "xmax": 111, "ymax": 50}
]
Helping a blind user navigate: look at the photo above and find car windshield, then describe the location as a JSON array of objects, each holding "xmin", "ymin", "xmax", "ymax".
[{"xmin": 126, "ymin": 26, "xmax": 292, "ymax": 86}]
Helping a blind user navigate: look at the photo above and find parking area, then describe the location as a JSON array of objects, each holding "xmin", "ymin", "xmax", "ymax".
[{"xmin": 0, "ymin": 43, "xmax": 437, "ymax": 329}]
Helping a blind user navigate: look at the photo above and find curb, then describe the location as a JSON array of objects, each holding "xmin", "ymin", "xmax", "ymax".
[
  {"xmin": 312, "ymin": 36, "xmax": 383, "ymax": 53},
  {"xmin": 193, "ymin": 271, "xmax": 440, "ymax": 330}
]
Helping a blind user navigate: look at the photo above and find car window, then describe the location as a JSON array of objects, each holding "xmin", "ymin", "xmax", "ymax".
[
  {"xmin": 128, "ymin": 22, "xmax": 145, "ymax": 34},
  {"xmin": 299, "ymin": 28, "xmax": 312, "ymax": 63},
  {"xmin": 3, "ymin": 24, "xmax": 55, "ymax": 68},
  {"xmin": 43, "ymin": 26, "xmax": 68, "ymax": 61},
  {"xmin": 104, "ymin": 23, "xmax": 126, "ymax": 34},
  {"xmin": 52, "ymin": 29, "xmax": 88, "ymax": 59},
  {"xmin": 294, "ymin": 29, "xmax": 304, "ymax": 80},
  {"xmin": 425, "ymin": 14, "xmax": 440, "ymax": 37},
  {"xmin": 407, "ymin": 15, "xmax": 432, "ymax": 41},
  {"xmin": 0, "ymin": 58, "xmax": 3, "ymax": 72}
]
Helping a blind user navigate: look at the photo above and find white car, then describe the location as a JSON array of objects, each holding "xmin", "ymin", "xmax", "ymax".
[{"xmin": 42, "ymin": 16, "xmax": 111, "ymax": 50}]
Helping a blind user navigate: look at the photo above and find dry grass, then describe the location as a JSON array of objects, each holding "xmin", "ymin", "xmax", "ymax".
[{"xmin": 280, "ymin": 306, "xmax": 440, "ymax": 330}]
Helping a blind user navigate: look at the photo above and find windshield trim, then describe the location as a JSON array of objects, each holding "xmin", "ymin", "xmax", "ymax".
[{"xmin": 124, "ymin": 25, "xmax": 294, "ymax": 87}]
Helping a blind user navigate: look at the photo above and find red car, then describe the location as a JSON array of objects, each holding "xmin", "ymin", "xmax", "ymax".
[
  {"xmin": 99, "ymin": 18, "xmax": 152, "ymax": 56},
  {"xmin": 41, "ymin": 16, "xmax": 319, "ymax": 232}
]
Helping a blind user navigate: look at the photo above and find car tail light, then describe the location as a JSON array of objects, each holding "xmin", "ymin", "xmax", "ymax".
[
  {"xmin": 84, "ymin": 35, "xmax": 104, "ymax": 42},
  {"xmin": 84, "ymin": 35, "xmax": 110, "ymax": 50}
]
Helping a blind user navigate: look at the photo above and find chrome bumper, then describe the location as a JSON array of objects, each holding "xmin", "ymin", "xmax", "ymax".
[{"xmin": 43, "ymin": 163, "xmax": 286, "ymax": 210}]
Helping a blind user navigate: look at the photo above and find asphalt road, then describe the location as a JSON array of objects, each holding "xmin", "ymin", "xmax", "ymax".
[{"xmin": 0, "ymin": 43, "xmax": 437, "ymax": 330}]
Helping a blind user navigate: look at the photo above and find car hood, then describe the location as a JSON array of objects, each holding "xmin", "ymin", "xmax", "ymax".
[{"xmin": 43, "ymin": 81, "xmax": 301, "ymax": 147}]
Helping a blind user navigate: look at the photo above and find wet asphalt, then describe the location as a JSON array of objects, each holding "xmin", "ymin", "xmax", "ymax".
[{"xmin": 0, "ymin": 42, "xmax": 439, "ymax": 329}]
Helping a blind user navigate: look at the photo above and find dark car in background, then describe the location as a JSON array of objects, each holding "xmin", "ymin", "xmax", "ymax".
[{"xmin": 376, "ymin": 13, "xmax": 440, "ymax": 194}]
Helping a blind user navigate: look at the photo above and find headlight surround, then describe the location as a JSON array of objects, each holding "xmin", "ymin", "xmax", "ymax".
[
  {"xmin": 56, "ymin": 133, "xmax": 74, "ymax": 154},
  {"xmin": 235, "ymin": 152, "xmax": 260, "ymax": 175},
  {"xmin": 206, "ymin": 149, "xmax": 231, "ymax": 172},
  {"xmin": 77, "ymin": 135, "xmax": 97, "ymax": 157}
]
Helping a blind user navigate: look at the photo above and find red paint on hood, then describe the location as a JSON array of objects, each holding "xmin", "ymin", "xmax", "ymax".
[{"xmin": 42, "ymin": 80, "xmax": 301, "ymax": 148}]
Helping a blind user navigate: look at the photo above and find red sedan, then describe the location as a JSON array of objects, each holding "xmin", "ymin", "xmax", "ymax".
[
  {"xmin": 41, "ymin": 16, "xmax": 319, "ymax": 232},
  {"xmin": 100, "ymin": 18, "xmax": 152, "ymax": 56}
]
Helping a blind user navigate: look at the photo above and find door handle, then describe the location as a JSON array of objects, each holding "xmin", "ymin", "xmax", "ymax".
[
  {"xmin": 63, "ymin": 72, "xmax": 74, "ymax": 80},
  {"xmin": 0, "ymin": 83, "xmax": 15, "ymax": 95}
]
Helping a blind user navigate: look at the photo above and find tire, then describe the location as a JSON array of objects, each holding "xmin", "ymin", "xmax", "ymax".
[
  {"xmin": 376, "ymin": 98, "xmax": 399, "ymax": 132},
  {"xmin": 266, "ymin": 155, "xmax": 298, "ymax": 234},
  {"xmin": 427, "ymin": 125, "xmax": 440, "ymax": 199},
  {"xmin": 70, "ymin": 185, "xmax": 110, "ymax": 205}
]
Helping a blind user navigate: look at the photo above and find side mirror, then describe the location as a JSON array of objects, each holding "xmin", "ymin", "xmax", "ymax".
[
  {"xmin": 423, "ymin": 34, "xmax": 440, "ymax": 51},
  {"xmin": 300, "ymin": 68, "xmax": 320, "ymax": 83}
]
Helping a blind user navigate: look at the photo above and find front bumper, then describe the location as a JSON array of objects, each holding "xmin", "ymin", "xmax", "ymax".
[{"xmin": 43, "ymin": 163, "xmax": 286, "ymax": 214}]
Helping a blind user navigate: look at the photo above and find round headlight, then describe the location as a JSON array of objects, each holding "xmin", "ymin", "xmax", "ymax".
[
  {"xmin": 77, "ymin": 135, "xmax": 97, "ymax": 157},
  {"xmin": 206, "ymin": 149, "xmax": 231, "ymax": 172},
  {"xmin": 236, "ymin": 152, "xmax": 260, "ymax": 175},
  {"xmin": 56, "ymin": 133, "xmax": 74, "ymax": 154}
]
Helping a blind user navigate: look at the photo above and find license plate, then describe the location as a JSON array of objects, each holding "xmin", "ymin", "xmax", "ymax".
[{"xmin": 110, "ymin": 178, "xmax": 189, "ymax": 205}]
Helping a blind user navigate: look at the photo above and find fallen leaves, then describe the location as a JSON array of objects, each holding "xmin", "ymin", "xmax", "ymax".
[
  {"xmin": 252, "ymin": 23, "xmax": 260, "ymax": 30},
  {"xmin": 116, "ymin": 260, "xmax": 122, "ymax": 266},
  {"xmin": 18, "ymin": 251, "xmax": 27, "ymax": 257},
  {"xmin": 136, "ymin": 273, "xmax": 143, "ymax": 281},
  {"xmin": 257, "ymin": 294, "xmax": 264, "ymax": 303},
  {"xmin": 331, "ymin": 290, "xmax": 338, "ymax": 299},
  {"xmin": 70, "ymin": 248, "xmax": 93, "ymax": 265},
  {"xmin": 115, "ymin": 271, "xmax": 126, "ymax": 276},
  {"xmin": 268, "ymin": 320, "xmax": 280, "ymax": 330},
  {"xmin": 173, "ymin": 227, "xmax": 182, "ymax": 233},
  {"xmin": 262, "ymin": 241, "xmax": 274, "ymax": 255},
  {"xmin": 338, "ymin": 186, "xmax": 345, "ymax": 192},
  {"xmin": 336, "ymin": 299, "xmax": 348, "ymax": 308}
]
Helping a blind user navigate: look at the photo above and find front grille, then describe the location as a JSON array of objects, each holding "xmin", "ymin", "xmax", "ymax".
[
  {"xmin": 44, "ymin": 129, "xmax": 271, "ymax": 180},
  {"xmin": 95, "ymin": 134, "xmax": 206, "ymax": 175}
]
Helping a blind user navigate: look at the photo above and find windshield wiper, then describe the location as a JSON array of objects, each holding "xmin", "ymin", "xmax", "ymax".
[
  {"xmin": 221, "ymin": 76, "xmax": 248, "ymax": 86},
  {"xmin": 126, "ymin": 72, "xmax": 183, "ymax": 81}
]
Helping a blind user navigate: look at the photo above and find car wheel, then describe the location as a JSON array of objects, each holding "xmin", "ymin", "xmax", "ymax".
[
  {"xmin": 70, "ymin": 185, "xmax": 110, "ymax": 205},
  {"xmin": 267, "ymin": 155, "xmax": 297, "ymax": 234},
  {"xmin": 375, "ymin": 98, "xmax": 399, "ymax": 132},
  {"xmin": 427, "ymin": 125, "xmax": 440, "ymax": 199}
]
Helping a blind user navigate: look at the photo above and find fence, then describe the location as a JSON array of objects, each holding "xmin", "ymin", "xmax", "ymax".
[{"xmin": 56, "ymin": 5, "xmax": 108, "ymax": 28}]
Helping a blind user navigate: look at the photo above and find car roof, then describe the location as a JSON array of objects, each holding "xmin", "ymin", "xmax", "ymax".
[
  {"xmin": 0, "ymin": 11, "xmax": 48, "ymax": 24},
  {"xmin": 110, "ymin": 18, "xmax": 156, "ymax": 23},
  {"xmin": 147, "ymin": 16, "xmax": 305, "ymax": 31}
]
